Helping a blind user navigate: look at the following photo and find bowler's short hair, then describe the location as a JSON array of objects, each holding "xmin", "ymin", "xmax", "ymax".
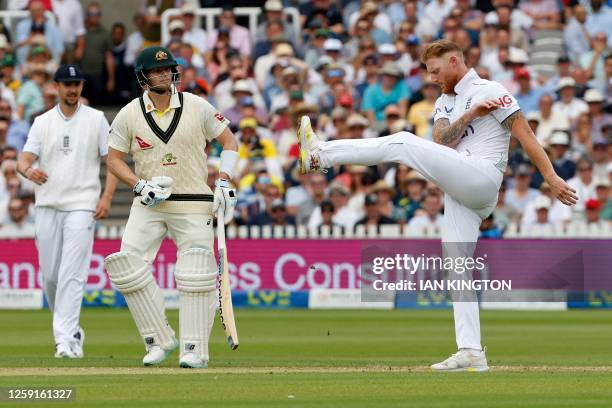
[{"xmin": 421, "ymin": 40, "xmax": 463, "ymax": 63}]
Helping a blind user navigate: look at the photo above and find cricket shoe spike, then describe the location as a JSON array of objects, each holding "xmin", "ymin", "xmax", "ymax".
[
  {"xmin": 179, "ymin": 352, "xmax": 208, "ymax": 369},
  {"xmin": 431, "ymin": 348, "xmax": 489, "ymax": 372},
  {"xmin": 55, "ymin": 343, "xmax": 77, "ymax": 359},
  {"xmin": 142, "ymin": 338, "xmax": 179, "ymax": 366},
  {"xmin": 70, "ymin": 327, "xmax": 85, "ymax": 358},
  {"xmin": 297, "ymin": 115, "xmax": 326, "ymax": 174}
]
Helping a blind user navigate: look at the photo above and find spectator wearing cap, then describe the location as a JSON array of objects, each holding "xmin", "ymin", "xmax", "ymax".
[
  {"xmin": 407, "ymin": 189, "xmax": 443, "ymax": 236},
  {"xmin": 582, "ymin": 198, "xmax": 606, "ymax": 227},
  {"xmin": 584, "ymin": 89, "xmax": 612, "ymax": 141},
  {"xmin": 378, "ymin": 104, "xmax": 401, "ymax": 137},
  {"xmin": 0, "ymin": 100, "xmax": 29, "ymax": 153},
  {"xmin": 362, "ymin": 62, "xmax": 409, "ymax": 123},
  {"xmin": 345, "ymin": 113, "xmax": 375, "ymax": 139},
  {"xmin": 594, "ymin": 177, "xmax": 612, "ymax": 220},
  {"xmin": 16, "ymin": 63, "xmax": 50, "ymax": 122},
  {"xmin": 506, "ymin": 164, "xmax": 540, "ymax": 214},
  {"xmin": 236, "ymin": 117, "xmax": 282, "ymax": 181},
  {"xmin": 207, "ymin": 5, "xmax": 251, "ymax": 60},
  {"xmin": 215, "ymin": 66, "xmax": 265, "ymax": 113},
  {"xmin": 408, "ymin": 76, "xmax": 440, "ymax": 137},
  {"xmin": 521, "ymin": 195, "xmax": 555, "ymax": 236},
  {"xmin": 179, "ymin": 4, "xmax": 208, "ymax": 55},
  {"xmin": 15, "ymin": 0, "xmax": 64, "ymax": 66},
  {"xmin": 552, "ymin": 77, "xmax": 588, "ymax": 127},
  {"xmin": 548, "ymin": 130, "xmax": 576, "ymax": 181},
  {"xmin": 223, "ymin": 95, "xmax": 268, "ymax": 128},
  {"xmin": 372, "ymin": 179, "xmax": 406, "ymax": 223},
  {"xmin": 564, "ymin": 4, "xmax": 590, "ymax": 64},
  {"xmin": 308, "ymin": 182, "xmax": 359, "ymax": 231},
  {"xmin": 166, "ymin": 19, "xmax": 186, "ymax": 47},
  {"xmin": 396, "ymin": 170, "xmax": 426, "ymax": 221},
  {"xmin": 479, "ymin": 213, "xmax": 503, "ymax": 239},
  {"xmin": 256, "ymin": 0, "xmax": 298, "ymax": 47},
  {"xmin": 322, "ymin": 38, "xmax": 355, "ymax": 83},
  {"xmin": 51, "ymin": 0, "xmax": 86, "ymax": 63},
  {"xmin": 521, "ymin": 182, "xmax": 572, "ymax": 230},
  {"xmin": 78, "ymin": 3, "xmax": 115, "ymax": 104},
  {"xmin": 568, "ymin": 158, "xmax": 598, "ymax": 214},
  {"xmin": 355, "ymin": 192, "xmax": 396, "ymax": 231},
  {"xmin": 514, "ymin": 68, "xmax": 544, "ymax": 114},
  {"xmin": 1, "ymin": 54, "xmax": 20, "ymax": 95},
  {"xmin": 0, "ymin": 197, "xmax": 35, "ymax": 238}
]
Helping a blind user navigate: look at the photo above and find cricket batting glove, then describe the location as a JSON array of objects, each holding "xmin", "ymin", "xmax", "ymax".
[
  {"xmin": 213, "ymin": 179, "xmax": 237, "ymax": 224},
  {"xmin": 133, "ymin": 176, "xmax": 173, "ymax": 207}
]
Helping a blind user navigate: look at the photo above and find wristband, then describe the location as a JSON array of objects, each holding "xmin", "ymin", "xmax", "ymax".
[
  {"xmin": 219, "ymin": 150, "xmax": 239, "ymax": 180},
  {"xmin": 133, "ymin": 179, "xmax": 146, "ymax": 194}
]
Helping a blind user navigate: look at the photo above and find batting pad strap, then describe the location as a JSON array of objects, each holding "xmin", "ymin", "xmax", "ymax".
[{"xmin": 219, "ymin": 150, "xmax": 239, "ymax": 180}]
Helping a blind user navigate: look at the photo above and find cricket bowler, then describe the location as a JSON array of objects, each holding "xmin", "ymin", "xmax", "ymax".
[
  {"xmin": 104, "ymin": 46, "xmax": 239, "ymax": 368},
  {"xmin": 297, "ymin": 40, "xmax": 578, "ymax": 371}
]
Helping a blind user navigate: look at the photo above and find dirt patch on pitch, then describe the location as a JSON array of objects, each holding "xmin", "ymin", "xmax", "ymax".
[{"xmin": 2, "ymin": 366, "xmax": 612, "ymax": 377}]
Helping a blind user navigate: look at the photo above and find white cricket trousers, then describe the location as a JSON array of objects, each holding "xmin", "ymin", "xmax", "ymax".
[
  {"xmin": 319, "ymin": 132, "xmax": 504, "ymax": 350},
  {"xmin": 35, "ymin": 207, "xmax": 95, "ymax": 345}
]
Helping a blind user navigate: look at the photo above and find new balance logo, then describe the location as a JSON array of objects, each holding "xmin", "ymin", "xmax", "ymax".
[
  {"xmin": 444, "ymin": 106, "xmax": 453, "ymax": 114},
  {"xmin": 185, "ymin": 343, "xmax": 196, "ymax": 351},
  {"xmin": 136, "ymin": 136, "xmax": 153, "ymax": 150}
]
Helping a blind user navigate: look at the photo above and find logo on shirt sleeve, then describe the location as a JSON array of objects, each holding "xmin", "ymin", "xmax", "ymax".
[
  {"xmin": 135, "ymin": 135, "xmax": 153, "ymax": 150},
  {"xmin": 496, "ymin": 95, "xmax": 514, "ymax": 107},
  {"xmin": 214, "ymin": 113, "xmax": 225, "ymax": 122}
]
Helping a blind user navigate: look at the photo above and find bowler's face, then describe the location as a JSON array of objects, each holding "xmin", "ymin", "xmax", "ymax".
[{"xmin": 426, "ymin": 55, "xmax": 456, "ymax": 94}]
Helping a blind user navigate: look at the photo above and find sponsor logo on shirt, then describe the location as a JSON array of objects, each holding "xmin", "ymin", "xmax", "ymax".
[
  {"xmin": 214, "ymin": 113, "xmax": 225, "ymax": 122},
  {"xmin": 135, "ymin": 135, "xmax": 153, "ymax": 150},
  {"xmin": 496, "ymin": 95, "xmax": 513, "ymax": 107},
  {"xmin": 444, "ymin": 106, "xmax": 453, "ymax": 114},
  {"xmin": 465, "ymin": 96, "xmax": 472, "ymax": 110},
  {"xmin": 162, "ymin": 152, "xmax": 177, "ymax": 166}
]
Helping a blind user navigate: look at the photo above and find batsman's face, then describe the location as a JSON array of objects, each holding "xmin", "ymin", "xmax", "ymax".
[
  {"xmin": 147, "ymin": 67, "xmax": 173, "ymax": 90},
  {"xmin": 425, "ymin": 54, "xmax": 460, "ymax": 94},
  {"xmin": 57, "ymin": 81, "xmax": 83, "ymax": 106}
]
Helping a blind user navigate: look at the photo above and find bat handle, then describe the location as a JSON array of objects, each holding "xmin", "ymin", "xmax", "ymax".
[{"xmin": 216, "ymin": 210, "xmax": 226, "ymax": 251}]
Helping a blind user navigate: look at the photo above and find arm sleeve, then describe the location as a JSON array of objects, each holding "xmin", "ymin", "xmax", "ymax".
[
  {"xmin": 433, "ymin": 95, "xmax": 451, "ymax": 122},
  {"xmin": 22, "ymin": 117, "xmax": 42, "ymax": 156},
  {"xmin": 488, "ymin": 83, "xmax": 521, "ymax": 124},
  {"xmin": 108, "ymin": 107, "xmax": 132, "ymax": 153},
  {"xmin": 98, "ymin": 113, "xmax": 111, "ymax": 157},
  {"xmin": 200, "ymin": 98, "xmax": 230, "ymax": 142}
]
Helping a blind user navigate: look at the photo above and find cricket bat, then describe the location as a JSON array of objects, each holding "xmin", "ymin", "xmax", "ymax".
[{"xmin": 217, "ymin": 211, "xmax": 239, "ymax": 350}]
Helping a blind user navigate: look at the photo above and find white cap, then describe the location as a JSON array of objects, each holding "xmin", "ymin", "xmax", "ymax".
[
  {"xmin": 231, "ymin": 79, "xmax": 253, "ymax": 94},
  {"xmin": 584, "ymin": 88, "xmax": 604, "ymax": 103},
  {"xmin": 534, "ymin": 195, "xmax": 552, "ymax": 210},
  {"xmin": 526, "ymin": 111, "xmax": 541, "ymax": 122},
  {"xmin": 484, "ymin": 13, "xmax": 499, "ymax": 25},
  {"xmin": 264, "ymin": 0, "xmax": 283, "ymax": 11},
  {"xmin": 169, "ymin": 19, "xmax": 185, "ymax": 32},
  {"xmin": 556, "ymin": 77, "xmax": 576, "ymax": 91},
  {"xmin": 549, "ymin": 130, "xmax": 570, "ymax": 145},
  {"xmin": 181, "ymin": 3, "xmax": 197, "ymax": 14},
  {"xmin": 378, "ymin": 43, "xmax": 397, "ymax": 55},
  {"xmin": 508, "ymin": 48, "xmax": 528, "ymax": 64},
  {"xmin": 346, "ymin": 113, "xmax": 369, "ymax": 127},
  {"xmin": 323, "ymin": 38, "xmax": 343, "ymax": 52},
  {"xmin": 595, "ymin": 177, "xmax": 610, "ymax": 188}
]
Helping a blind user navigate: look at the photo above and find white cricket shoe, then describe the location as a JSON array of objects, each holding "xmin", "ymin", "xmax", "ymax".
[
  {"xmin": 179, "ymin": 352, "xmax": 207, "ymax": 369},
  {"xmin": 431, "ymin": 349, "xmax": 489, "ymax": 372},
  {"xmin": 54, "ymin": 343, "xmax": 77, "ymax": 359},
  {"xmin": 142, "ymin": 338, "xmax": 179, "ymax": 366},
  {"xmin": 297, "ymin": 115, "xmax": 324, "ymax": 173},
  {"xmin": 70, "ymin": 327, "xmax": 85, "ymax": 358}
]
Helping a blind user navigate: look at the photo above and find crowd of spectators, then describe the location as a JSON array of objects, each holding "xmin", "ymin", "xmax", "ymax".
[{"xmin": 0, "ymin": 0, "xmax": 611, "ymax": 239}]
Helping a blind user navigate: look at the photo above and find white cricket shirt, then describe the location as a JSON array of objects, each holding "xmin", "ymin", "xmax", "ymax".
[
  {"xmin": 23, "ymin": 103, "xmax": 109, "ymax": 211},
  {"xmin": 433, "ymin": 69, "xmax": 520, "ymax": 172}
]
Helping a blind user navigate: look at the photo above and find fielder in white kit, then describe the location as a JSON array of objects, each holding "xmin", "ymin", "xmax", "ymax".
[
  {"xmin": 297, "ymin": 40, "xmax": 578, "ymax": 371},
  {"xmin": 16, "ymin": 64, "xmax": 118, "ymax": 358},
  {"xmin": 104, "ymin": 46, "xmax": 239, "ymax": 368}
]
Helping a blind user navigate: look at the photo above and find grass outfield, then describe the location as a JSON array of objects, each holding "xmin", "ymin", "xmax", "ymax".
[{"xmin": 0, "ymin": 309, "xmax": 611, "ymax": 407}]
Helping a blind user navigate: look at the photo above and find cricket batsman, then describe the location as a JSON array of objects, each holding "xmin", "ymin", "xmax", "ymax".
[
  {"xmin": 297, "ymin": 40, "xmax": 578, "ymax": 371},
  {"xmin": 104, "ymin": 46, "xmax": 239, "ymax": 368}
]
